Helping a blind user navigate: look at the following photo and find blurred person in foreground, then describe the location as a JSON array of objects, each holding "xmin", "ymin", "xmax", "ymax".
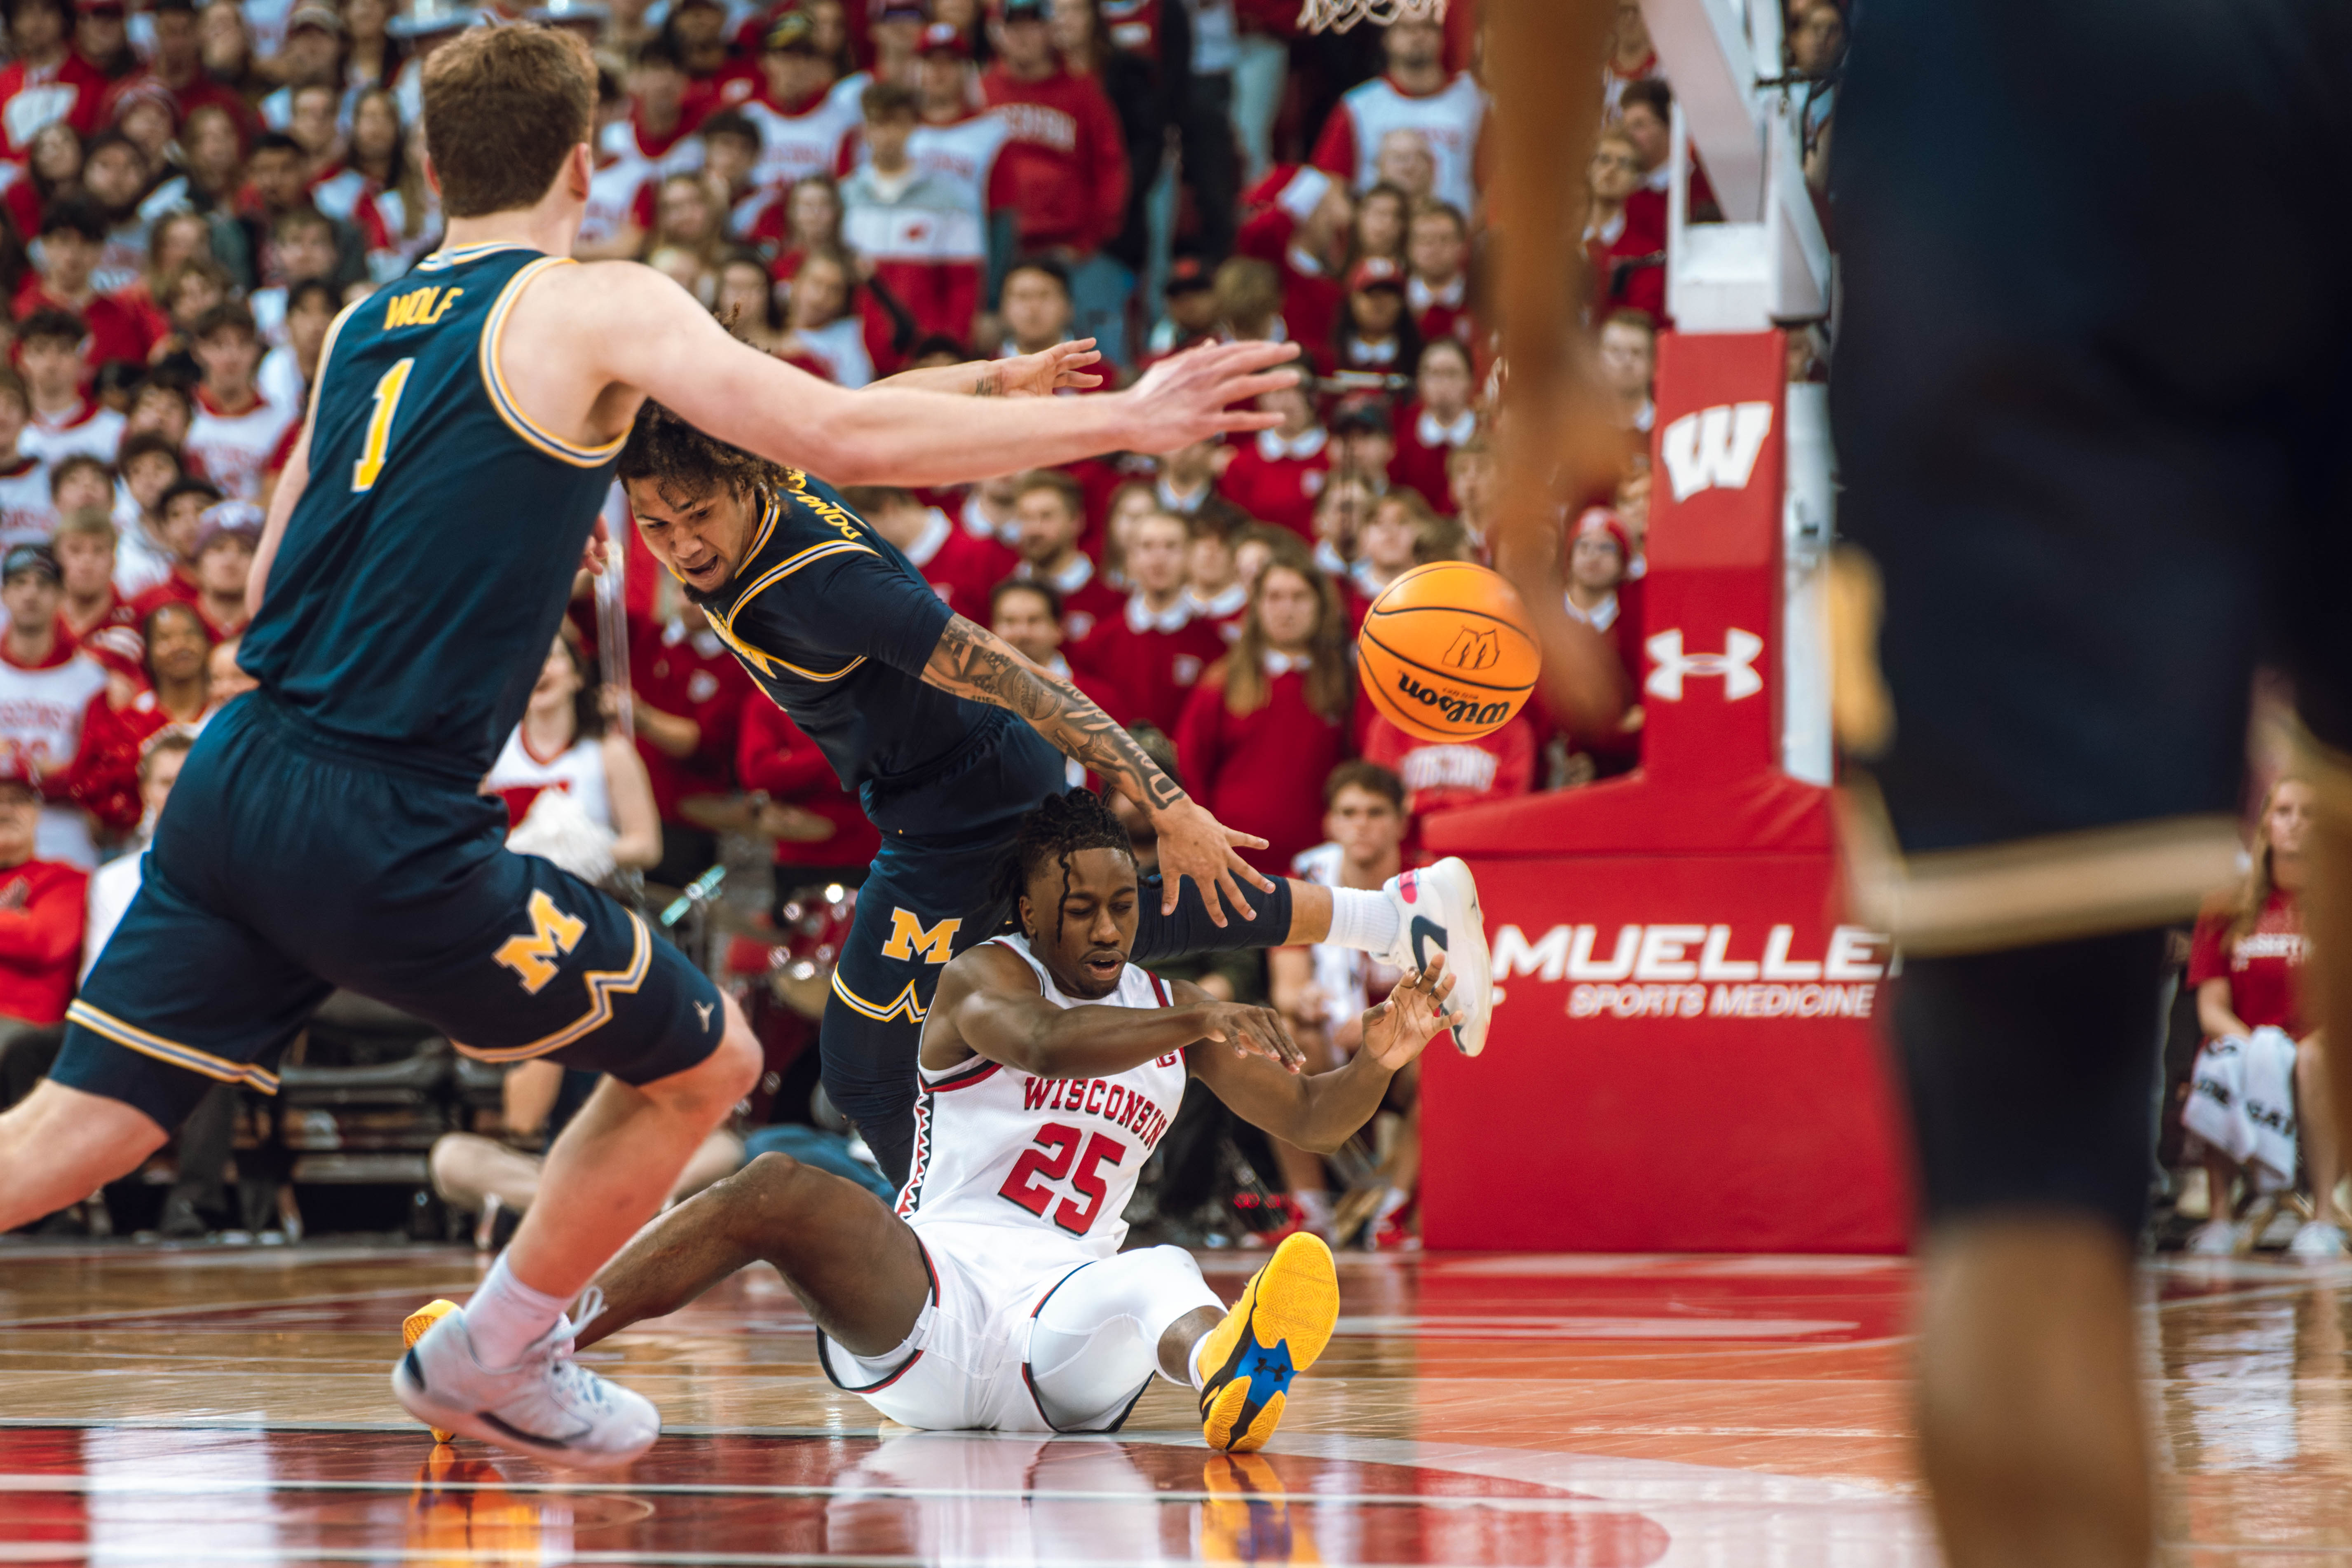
[{"xmin": 1829, "ymin": 2, "xmax": 2352, "ymax": 1563}]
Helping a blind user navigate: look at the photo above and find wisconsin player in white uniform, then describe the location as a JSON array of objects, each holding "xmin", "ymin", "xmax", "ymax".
[{"xmin": 439, "ymin": 789, "xmax": 1457, "ymax": 1451}]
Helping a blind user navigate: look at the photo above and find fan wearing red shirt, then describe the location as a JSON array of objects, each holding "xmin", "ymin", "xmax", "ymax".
[
  {"xmin": 1558, "ymin": 507, "xmax": 1643, "ymax": 776},
  {"xmin": 844, "ymin": 484, "xmax": 1015, "ymax": 623},
  {"xmin": 66, "ymin": 598, "xmax": 211, "ymax": 839},
  {"xmin": 979, "ymin": 0, "xmax": 1128, "ymax": 261},
  {"xmin": 49, "ymin": 507, "xmax": 136, "ymax": 648},
  {"xmin": 1219, "ymin": 371, "xmax": 1330, "ymax": 544},
  {"xmin": 2183, "ymin": 776, "xmax": 2341, "ymax": 1255},
  {"xmin": 0, "ymin": 0, "xmax": 106, "ymax": 165},
  {"xmin": 1585, "ymin": 127, "xmax": 1664, "ymax": 328},
  {"xmin": 1007, "ymin": 469, "xmax": 1124, "ymax": 654},
  {"xmin": 629, "ymin": 584, "xmax": 754, "ymax": 887},
  {"xmin": 1358, "ymin": 708, "xmax": 1535, "ymax": 846},
  {"xmin": 1085, "ymin": 509, "xmax": 1224, "ymax": 736},
  {"xmin": 14, "ymin": 215, "xmax": 155, "ymax": 380},
  {"xmin": 1620, "ymin": 78, "xmax": 1717, "ymax": 233},
  {"xmin": 1403, "ymin": 199, "xmax": 1472, "ymax": 347},
  {"xmin": 1388, "ymin": 337, "xmax": 1476, "ymax": 514},
  {"xmin": 96, "ymin": 0, "xmax": 249, "ymax": 140},
  {"xmin": 735, "ymin": 688, "xmax": 880, "ymax": 902},
  {"xmin": 0, "ymin": 756, "xmax": 87, "ymax": 1067},
  {"xmin": 1235, "ymin": 164, "xmax": 1351, "ymax": 359},
  {"xmin": 1175, "ymin": 556, "xmax": 1352, "ymax": 878},
  {"xmin": 602, "ymin": 37, "xmax": 709, "ymax": 189}
]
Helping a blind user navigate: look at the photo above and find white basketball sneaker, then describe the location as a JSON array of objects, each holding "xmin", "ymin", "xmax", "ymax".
[
  {"xmin": 1381, "ymin": 857, "xmax": 1493, "ymax": 1057},
  {"xmin": 392, "ymin": 1289, "xmax": 658, "ymax": 1469}
]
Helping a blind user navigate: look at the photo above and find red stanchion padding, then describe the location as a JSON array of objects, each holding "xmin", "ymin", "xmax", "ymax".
[{"xmin": 1420, "ymin": 330, "xmax": 1913, "ymax": 1254}]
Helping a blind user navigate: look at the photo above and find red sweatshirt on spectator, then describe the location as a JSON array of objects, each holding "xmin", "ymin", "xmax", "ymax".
[
  {"xmin": 899, "ymin": 505, "xmax": 1018, "ymax": 622},
  {"xmin": 735, "ymin": 693, "xmax": 880, "ymax": 875},
  {"xmin": 631, "ymin": 612, "xmax": 751, "ymax": 825},
  {"xmin": 1087, "ymin": 594, "xmax": 1226, "ymax": 737},
  {"xmin": 10, "ymin": 279, "xmax": 155, "ymax": 372},
  {"xmin": 1175, "ymin": 657, "xmax": 1350, "ymax": 878},
  {"xmin": 0, "ymin": 855, "xmax": 88, "ymax": 1024},
  {"xmin": 64, "ymin": 687, "xmax": 179, "ymax": 837},
  {"xmin": 1358, "ymin": 710, "xmax": 1535, "ymax": 850},
  {"xmin": 979, "ymin": 64, "xmax": 1129, "ymax": 253},
  {"xmin": 1388, "ymin": 401, "xmax": 1475, "ymax": 514},
  {"xmin": 1219, "ymin": 425, "xmax": 1331, "ymax": 543},
  {"xmin": 0, "ymin": 52, "xmax": 107, "ymax": 164},
  {"xmin": 1016, "ymin": 554, "xmax": 1126, "ymax": 655}
]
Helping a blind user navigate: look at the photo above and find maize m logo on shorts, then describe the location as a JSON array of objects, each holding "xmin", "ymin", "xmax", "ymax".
[
  {"xmin": 1660, "ymin": 401, "xmax": 1774, "ymax": 501},
  {"xmin": 882, "ymin": 909, "xmax": 961, "ymax": 964},
  {"xmin": 1394, "ymin": 671, "xmax": 1514, "ymax": 729},
  {"xmin": 494, "ymin": 891, "xmax": 587, "ymax": 994}
]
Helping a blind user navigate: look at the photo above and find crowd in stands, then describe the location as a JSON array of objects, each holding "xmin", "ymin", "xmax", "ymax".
[{"xmin": 0, "ymin": 0, "xmax": 1857, "ymax": 1246}]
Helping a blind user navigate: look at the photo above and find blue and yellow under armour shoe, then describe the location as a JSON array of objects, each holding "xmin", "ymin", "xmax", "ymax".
[{"xmin": 1197, "ymin": 1232, "xmax": 1340, "ymax": 1452}]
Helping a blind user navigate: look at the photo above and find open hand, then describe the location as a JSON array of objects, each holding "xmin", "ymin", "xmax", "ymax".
[
  {"xmin": 581, "ymin": 514, "xmax": 612, "ymax": 577},
  {"xmin": 1198, "ymin": 1001, "xmax": 1305, "ymax": 1073},
  {"xmin": 1360, "ymin": 951, "xmax": 1459, "ymax": 1072},
  {"xmin": 1123, "ymin": 339, "xmax": 1302, "ymax": 454},
  {"xmin": 994, "ymin": 338, "xmax": 1106, "ymax": 397},
  {"xmin": 1151, "ymin": 797, "xmax": 1276, "ymax": 927}
]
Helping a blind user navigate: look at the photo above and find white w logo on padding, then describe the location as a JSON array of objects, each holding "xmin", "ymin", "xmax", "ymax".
[
  {"xmin": 1660, "ymin": 402, "xmax": 1775, "ymax": 501},
  {"xmin": 1645, "ymin": 628, "xmax": 1765, "ymax": 701}
]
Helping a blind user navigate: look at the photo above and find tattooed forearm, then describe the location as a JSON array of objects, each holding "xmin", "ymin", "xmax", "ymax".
[{"xmin": 923, "ymin": 614, "xmax": 1187, "ymax": 813}]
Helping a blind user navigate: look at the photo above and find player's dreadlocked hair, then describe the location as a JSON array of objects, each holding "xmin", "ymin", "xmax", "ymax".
[
  {"xmin": 617, "ymin": 401, "xmax": 793, "ymax": 508},
  {"xmin": 992, "ymin": 789, "xmax": 1137, "ymax": 945}
]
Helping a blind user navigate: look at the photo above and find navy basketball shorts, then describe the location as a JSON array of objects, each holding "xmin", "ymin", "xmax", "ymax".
[
  {"xmin": 1831, "ymin": 0, "xmax": 2352, "ymax": 1238},
  {"xmin": 53, "ymin": 694, "xmax": 725, "ymax": 1132},
  {"xmin": 822, "ymin": 829, "xmax": 1293, "ymax": 1187}
]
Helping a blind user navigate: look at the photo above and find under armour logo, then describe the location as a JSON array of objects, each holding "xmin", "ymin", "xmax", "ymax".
[
  {"xmin": 694, "ymin": 1001, "xmax": 714, "ymax": 1031},
  {"xmin": 1645, "ymin": 628, "xmax": 1765, "ymax": 701},
  {"xmin": 1660, "ymin": 401, "xmax": 1774, "ymax": 501}
]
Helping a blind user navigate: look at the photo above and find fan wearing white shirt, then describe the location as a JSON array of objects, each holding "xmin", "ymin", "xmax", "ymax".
[
  {"xmin": 484, "ymin": 630, "xmax": 664, "ymax": 879},
  {"xmin": 81, "ymin": 731, "xmax": 193, "ymax": 982},
  {"xmin": 256, "ymin": 279, "xmax": 340, "ymax": 415}
]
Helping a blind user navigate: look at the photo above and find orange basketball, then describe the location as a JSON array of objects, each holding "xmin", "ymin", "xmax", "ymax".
[{"xmin": 1357, "ymin": 561, "xmax": 1541, "ymax": 743}]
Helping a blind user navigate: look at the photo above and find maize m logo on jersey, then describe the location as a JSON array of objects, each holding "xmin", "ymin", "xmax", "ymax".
[
  {"xmin": 1660, "ymin": 401, "xmax": 1774, "ymax": 501},
  {"xmin": 1395, "ymin": 671, "xmax": 1514, "ymax": 729},
  {"xmin": 1493, "ymin": 920, "xmax": 1893, "ymax": 1021}
]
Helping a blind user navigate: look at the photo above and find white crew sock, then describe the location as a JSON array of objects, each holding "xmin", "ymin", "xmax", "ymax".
[
  {"xmin": 1325, "ymin": 886, "xmax": 1401, "ymax": 956},
  {"xmin": 465, "ymin": 1254, "xmax": 569, "ymax": 1369},
  {"xmin": 1187, "ymin": 1329, "xmax": 1215, "ymax": 1391},
  {"xmin": 1373, "ymin": 1186, "xmax": 1411, "ymax": 1225},
  {"xmin": 1294, "ymin": 1188, "xmax": 1335, "ymax": 1237}
]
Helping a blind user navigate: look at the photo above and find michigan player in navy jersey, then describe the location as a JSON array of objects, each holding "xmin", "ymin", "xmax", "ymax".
[
  {"xmin": 0, "ymin": 24, "xmax": 1302, "ymax": 1469},
  {"xmin": 614, "ymin": 408, "xmax": 1498, "ymax": 1187}
]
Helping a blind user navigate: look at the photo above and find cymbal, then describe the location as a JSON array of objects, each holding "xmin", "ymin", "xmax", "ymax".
[{"xmin": 676, "ymin": 794, "xmax": 839, "ymax": 842}]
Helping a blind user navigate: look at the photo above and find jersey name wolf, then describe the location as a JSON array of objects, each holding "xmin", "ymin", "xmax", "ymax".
[
  {"xmin": 895, "ymin": 934, "xmax": 1186, "ymax": 1261},
  {"xmin": 237, "ymin": 244, "xmax": 623, "ymax": 778}
]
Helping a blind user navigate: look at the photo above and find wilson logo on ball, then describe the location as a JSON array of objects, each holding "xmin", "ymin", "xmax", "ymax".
[
  {"xmin": 1397, "ymin": 672, "xmax": 1514, "ymax": 728},
  {"xmin": 1443, "ymin": 626, "xmax": 1500, "ymax": 670}
]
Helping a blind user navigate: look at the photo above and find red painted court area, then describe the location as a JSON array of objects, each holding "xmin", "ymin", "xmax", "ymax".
[{"xmin": 2, "ymin": 1243, "xmax": 2345, "ymax": 1564}]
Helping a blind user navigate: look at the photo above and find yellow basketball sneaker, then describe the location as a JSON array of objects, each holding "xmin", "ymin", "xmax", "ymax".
[
  {"xmin": 403, "ymin": 1299, "xmax": 461, "ymax": 1444},
  {"xmin": 1196, "ymin": 1232, "xmax": 1339, "ymax": 1453}
]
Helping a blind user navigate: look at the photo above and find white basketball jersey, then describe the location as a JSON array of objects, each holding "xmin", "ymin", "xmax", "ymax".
[
  {"xmin": 484, "ymin": 730, "xmax": 613, "ymax": 832},
  {"xmin": 896, "ymin": 934, "xmax": 1187, "ymax": 1261}
]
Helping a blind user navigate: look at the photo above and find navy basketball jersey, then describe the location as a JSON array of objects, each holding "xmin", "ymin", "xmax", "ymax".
[
  {"xmin": 238, "ymin": 244, "xmax": 622, "ymax": 776},
  {"xmin": 702, "ymin": 471, "xmax": 1063, "ymax": 835}
]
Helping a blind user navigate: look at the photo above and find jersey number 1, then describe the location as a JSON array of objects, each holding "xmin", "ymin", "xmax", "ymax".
[{"xmin": 352, "ymin": 358, "xmax": 415, "ymax": 492}]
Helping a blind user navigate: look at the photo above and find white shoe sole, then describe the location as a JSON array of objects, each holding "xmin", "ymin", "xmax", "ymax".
[
  {"xmin": 1407, "ymin": 858, "xmax": 1491, "ymax": 1057},
  {"xmin": 393, "ymin": 1343, "xmax": 657, "ymax": 1470}
]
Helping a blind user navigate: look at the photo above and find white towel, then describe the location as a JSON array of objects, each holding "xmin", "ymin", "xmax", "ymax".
[{"xmin": 2185, "ymin": 1027, "xmax": 2301, "ymax": 1194}]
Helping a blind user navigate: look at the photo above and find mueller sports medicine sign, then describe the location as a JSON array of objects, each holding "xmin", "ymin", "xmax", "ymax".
[{"xmin": 1494, "ymin": 920, "xmax": 1892, "ymax": 1021}]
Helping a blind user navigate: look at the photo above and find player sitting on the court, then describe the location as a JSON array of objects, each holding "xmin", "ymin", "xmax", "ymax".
[
  {"xmin": 615, "ymin": 406, "xmax": 1493, "ymax": 1191},
  {"xmin": 415, "ymin": 790, "xmax": 1458, "ymax": 1450}
]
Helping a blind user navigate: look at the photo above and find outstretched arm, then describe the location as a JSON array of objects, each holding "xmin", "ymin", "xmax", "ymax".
[
  {"xmin": 869, "ymin": 339, "xmax": 1104, "ymax": 398},
  {"xmin": 936, "ymin": 943, "xmax": 1302, "ymax": 1081},
  {"xmin": 585, "ymin": 263, "xmax": 1297, "ymax": 486},
  {"xmin": 1191, "ymin": 955, "xmax": 1456, "ymax": 1154},
  {"xmin": 922, "ymin": 614, "xmax": 1277, "ymax": 924}
]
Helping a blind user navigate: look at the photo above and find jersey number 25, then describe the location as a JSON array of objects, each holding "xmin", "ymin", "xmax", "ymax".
[{"xmin": 999, "ymin": 1123, "xmax": 1126, "ymax": 1236}]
